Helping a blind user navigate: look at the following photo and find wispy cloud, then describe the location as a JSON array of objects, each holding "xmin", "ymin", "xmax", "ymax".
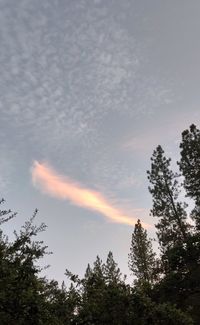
[{"xmin": 31, "ymin": 161, "xmax": 149, "ymax": 228}]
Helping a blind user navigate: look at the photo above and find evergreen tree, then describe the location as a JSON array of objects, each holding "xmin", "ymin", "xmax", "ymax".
[
  {"xmin": 179, "ymin": 124, "xmax": 200, "ymax": 229},
  {"xmin": 77, "ymin": 256, "xmax": 106, "ymax": 324},
  {"xmin": 178, "ymin": 124, "xmax": 200, "ymax": 322},
  {"xmin": 41, "ymin": 280, "xmax": 79, "ymax": 324},
  {"xmin": 147, "ymin": 145, "xmax": 189, "ymax": 252},
  {"xmin": 0, "ymin": 200, "xmax": 195, "ymax": 324},
  {"xmin": 129, "ymin": 292, "xmax": 193, "ymax": 325},
  {"xmin": 128, "ymin": 219, "xmax": 156, "ymax": 288},
  {"xmin": 73, "ymin": 254, "xmax": 131, "ymax": 325},
  {"xmin": 147, "ymin": 145, "xmax": 192, "ymax": 291},
  {"xmin": 103, "ymin": 252, "xmax": 131, "ymax": 324},
  {"xmin": 147, "ymin": 131, "xmax": 200, "ymax": 323},
  {"xmin": 104, "ymin": 251, "xmax": 122, "ymax": 285}
]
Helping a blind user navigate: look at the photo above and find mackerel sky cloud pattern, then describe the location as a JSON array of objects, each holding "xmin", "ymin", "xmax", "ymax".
[{"xmin": 0, "ymin": 0, "xmax": 200, "ymax": 281}]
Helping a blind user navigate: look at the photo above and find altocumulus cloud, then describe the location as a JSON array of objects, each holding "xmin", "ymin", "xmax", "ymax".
[{"xmin": 31, "ymin": 161, "xmax": 149, "ymax": 228}]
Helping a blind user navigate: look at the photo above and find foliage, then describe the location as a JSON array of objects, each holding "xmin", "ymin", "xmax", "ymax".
[
  {"xmin": 146, "ymin": 125, "xmax": 200, "ymax": 324},
  {"xmin": 0, "ymin": 198, "xmax": 16, "ymax": 225},
  {"xmin": 128, "ymin": 219, "xmax": 156, "ymax": 289},
  {"xmin": 179, "ymin": 124, "xmax": 200, "ymax": 229},
  {"xmin": 147, "ymin": 145, "xmax": 189, "ymax": 251}
]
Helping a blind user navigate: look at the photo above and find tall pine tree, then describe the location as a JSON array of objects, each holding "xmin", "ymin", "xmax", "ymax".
[
  {"xmin": 129, "ymin": 219, "xmax": 156, "ymax": 288},
  {"xmin": 179, "ymin": 124, "xmax": 200, "ymax": 229},
  {"xmin": 147, "ymin": 145, "xmax": 189, "ymax": 252}
]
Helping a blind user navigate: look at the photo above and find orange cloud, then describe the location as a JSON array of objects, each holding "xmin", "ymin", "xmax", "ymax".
[{"xmin": 31, "ymin": 161, "xmax": 149, "ymax": 228}]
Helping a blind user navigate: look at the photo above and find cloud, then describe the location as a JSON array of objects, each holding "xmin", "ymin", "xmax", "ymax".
[
  {"xmin": 0, "ymin": 0, "xmax": 170, "ymax": 159},
  {"xmin": 31, "ymin": 161, "xmax": 149, "ymax": 228}
]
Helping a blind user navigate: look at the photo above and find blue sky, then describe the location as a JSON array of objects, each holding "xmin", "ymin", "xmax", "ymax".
[{"xmin": 0, "ymin": 0, "xmax": 200, "ymax": 282}]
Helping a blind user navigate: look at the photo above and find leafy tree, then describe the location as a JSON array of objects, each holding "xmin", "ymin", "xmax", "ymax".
[
  {"xmin": 0, "ymin": 203, "xmax": 80, "ymax": 324},
  {"xmin": 0, "ymin": 198, "xmax": 16, "ymax": 225},
  {"xmin": 0, "ymin": 209, "xmax": 50, "ymax": 324}
]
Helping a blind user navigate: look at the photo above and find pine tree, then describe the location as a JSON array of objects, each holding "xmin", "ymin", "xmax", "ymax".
[
  {"xmin": 104, "ymin": 251, "xmax": 122, "ymax": 285},
  {"xmin": 128, "ymin": 219, "xmax": 156, "ymax": 288},
  {"xmin": 147, "ymin": 145, "xmax": 189, "ymax": 251},
  {"xmin": 179, "ymin": 124, "xmax": 200, "ymax": 229},
  {"xmin": 147, "ymin": 134, "xmax": 200, "ymax": 323}
]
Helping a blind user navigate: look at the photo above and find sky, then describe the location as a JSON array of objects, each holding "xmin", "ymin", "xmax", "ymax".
[{"xmin": 0, "ymin": 0, "xmax": 200, "ymax": 283}]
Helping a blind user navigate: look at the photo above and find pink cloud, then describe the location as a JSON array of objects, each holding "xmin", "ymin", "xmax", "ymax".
[{"xmin": 31, "ymin": 161, "xmax": 150, "ymax": 228}]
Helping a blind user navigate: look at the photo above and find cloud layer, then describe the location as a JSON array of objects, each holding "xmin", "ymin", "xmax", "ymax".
[{"xmin": 31, "ymin": 161, "xmax": 148, "ymax": 227}]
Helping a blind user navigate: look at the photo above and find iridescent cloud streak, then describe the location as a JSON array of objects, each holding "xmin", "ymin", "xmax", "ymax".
[{"xmin": 31, "ymin": 161, "xmax": 149, "ymax": 227}]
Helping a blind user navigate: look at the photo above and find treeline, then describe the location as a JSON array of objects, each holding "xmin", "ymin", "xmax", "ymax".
[{"xmin": 0, "ymin": 124, "xmax": 200, "ymax": 324}]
